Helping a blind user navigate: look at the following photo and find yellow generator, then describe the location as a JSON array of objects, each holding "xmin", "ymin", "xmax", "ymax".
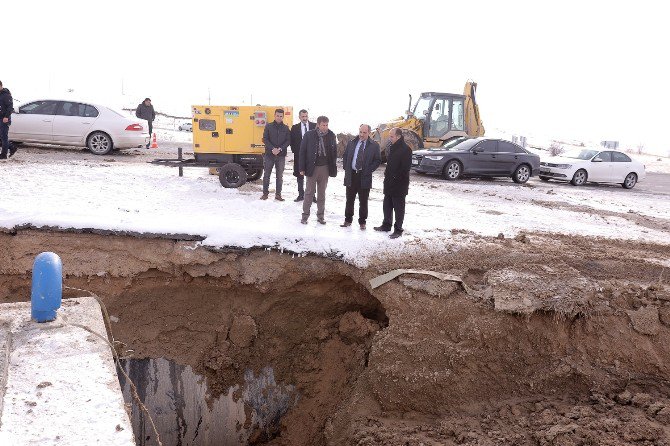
[{"xmin": 152, "ymin": 105, "xmax": 293, "ymax": 188}]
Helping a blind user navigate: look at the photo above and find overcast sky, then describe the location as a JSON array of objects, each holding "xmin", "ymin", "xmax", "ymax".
[{"xmin": 4, "ymin": 1, "xmax": 669, "ymax": 153}]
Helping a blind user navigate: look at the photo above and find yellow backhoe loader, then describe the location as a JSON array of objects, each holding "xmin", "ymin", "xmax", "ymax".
[{"xmin": 372, "ymin": 81, "xmax": 484, "ymax": 158}]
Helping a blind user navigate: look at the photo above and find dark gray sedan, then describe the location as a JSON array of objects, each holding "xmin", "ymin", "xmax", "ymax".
[{"xmin": 411, "ymin": 137, "xmax": 541, "ymax": 183}]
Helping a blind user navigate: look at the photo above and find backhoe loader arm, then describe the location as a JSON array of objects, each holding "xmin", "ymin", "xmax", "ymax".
[{"xmin": 463, "ymin": 81, "xmax": 485, "ymax": 137}]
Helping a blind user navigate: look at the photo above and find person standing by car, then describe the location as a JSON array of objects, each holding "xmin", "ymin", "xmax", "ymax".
[
  {"xmin": 290, "ymin": 109, "xmax": 316, "ymax": 201},
  {"xmin": 374, "ymin": 128, "xmax": 412, "ymax": 238},
  {"xmin": 135, "ymin": 98, "xmax": 155, "ymax": 148},
  {"xmin": 299, "ymin": 116, "xmax": 338, "ymax": 224},
  {"xmin": 341, "ymin": 124, "xmax": 381, "ymax": 230},
  {"xmin": 261, "ymin": 109, "xmax": 291, "ymax": 201},
  {"xmin": 0, "ymin": 80, "xmax": 16, "ymax": 160}
]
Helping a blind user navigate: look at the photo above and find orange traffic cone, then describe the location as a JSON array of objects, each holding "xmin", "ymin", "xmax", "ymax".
[{"xmin": 149, "ymin": 132, "xmax": 159, "ymax": 149}]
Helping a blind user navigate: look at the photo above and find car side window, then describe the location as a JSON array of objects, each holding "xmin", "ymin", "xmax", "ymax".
[
  {"xmin": 84, "ymin": 105, "xmax": 99, "ymax": 118},
  {"xmin": 57, "ymin": 102, "xmax": 86, "ymax": 117},
  {"xmin": 612, "ymin": 152, "xmax": 631, "ymax": 162},
  {"xmin": 593, "ymin": 151, "xmax": 612, "ymax": 162},
  {"xmin": 498, "ymin": 141, "xmax": 518, "ymax": 153},
  {"xmin": 20, "ymin": 101, "xmax": 59, "ymax": 115},
  {"xmin": 475, "ymin": 140, "xmax": 498, "ymax": 152}
]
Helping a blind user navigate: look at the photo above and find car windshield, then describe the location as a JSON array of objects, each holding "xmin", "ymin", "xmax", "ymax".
[
  {"xmin": 104, "ymin": 107, "xmax": 125, "ymax": 117},
  {"xmin": 563, "ymin": 149, "xmax": 599, "ymax": 160},
  {"xmin": 441, "ymin": 138, "xmax": 479, "ymax": 151},
  {"xmin": 429, "ymin": 136, "xmax": 469, "ymax": 151}
]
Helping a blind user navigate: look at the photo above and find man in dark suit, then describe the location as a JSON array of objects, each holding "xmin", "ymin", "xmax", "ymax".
[
  {"xmin": 290, "ymin": 109, "xmax": 316, "ymax": 202},
  {"xmin": 340, "ymin": 124, "xmax": 381, "ymax": 230},
  {"xmin": 374, "ymin": 128, "xmax": 412, "ymax": 238}
]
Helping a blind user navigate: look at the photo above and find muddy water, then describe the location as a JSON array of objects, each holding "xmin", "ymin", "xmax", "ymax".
[{"xmin": 119, "ymin": 358, "xmax": 296, "ymax": 446}]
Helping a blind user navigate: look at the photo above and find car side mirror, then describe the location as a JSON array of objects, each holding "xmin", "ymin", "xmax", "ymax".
[
  {"xmin": 472, "ymin": 147, "xmax": 483, "ymax": 153},
  {"xmin": 592, "ymin": 158, "xmax": 603, "ymax": 163}
]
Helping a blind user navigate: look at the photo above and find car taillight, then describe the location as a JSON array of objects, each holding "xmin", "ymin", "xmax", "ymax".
[{"xmin": 125, "ymin": 124, "xmax": 143, "ymax": 131}]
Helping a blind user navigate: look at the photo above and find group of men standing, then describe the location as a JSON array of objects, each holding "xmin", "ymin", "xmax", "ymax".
[{"xmin": 261, "ymin": 108, "xmax": 411, "ymax": 238}]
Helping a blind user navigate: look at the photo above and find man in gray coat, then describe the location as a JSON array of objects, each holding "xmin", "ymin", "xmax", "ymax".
[
  {"xmin": 261, "ymin": 109, "xmax": 291, "ymax": 201},
  {"xmin": 340, "ymin": 124, "xmax": 381, "ymax": 230},
  {"xmin": 135, "ymin": 98, "xmax": 155, "ymax": 148},
  {"xmin": 299, "ymin": 116, "xmax": 338, "ymax": 224}
]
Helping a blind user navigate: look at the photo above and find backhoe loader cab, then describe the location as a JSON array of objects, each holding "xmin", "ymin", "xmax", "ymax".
[
  {"xmin": 372, "ymin": 81, "xmax": 484, "ymax": 156},
  {"xmin": 409, "ymin": 92, "xmax": 468, "ymax": 143}
]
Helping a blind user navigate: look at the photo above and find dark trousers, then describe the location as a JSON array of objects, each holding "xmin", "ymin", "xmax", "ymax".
[
  {"xmin": 382, "ymin": 193, "xmax": 406, "ymax": 233},
  {"xmin": 263, "ymin": 154, "xmax": 286, "ymax": 195},
  {"xmin": 0, "ymin": 121, "xmax": 13, "ymax": 158},
  {"xmin": 147, "ymin": 120, "xmax": 153, "ymax": 135},
  {"xmin": 297, "ymin": 175, "xmax": 304, "ymax": 196},
  {"xmin": 345, "ymin": 171, "xmax": 370, "ymax": 224},
  {"xmin": 294, "ymin": 154, "xmax": 304, "ymax": 196}
]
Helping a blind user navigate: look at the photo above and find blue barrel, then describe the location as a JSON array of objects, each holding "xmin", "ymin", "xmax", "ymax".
[{"xmin": 31, "ymin": 252, "xmax": 63, "ymax": 323}]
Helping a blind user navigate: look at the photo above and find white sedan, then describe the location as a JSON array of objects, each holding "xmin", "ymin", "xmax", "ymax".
[
  {"xmin": 9, "ymin": 99, "xmax": 150, "ymax": 155},
  {"xmin": 539, "ymin": 149, "xmax": 645, "ymax": 189},
  {"xmin": 178, "ymin": 122, "xmax": 192, "ymax": 132}
]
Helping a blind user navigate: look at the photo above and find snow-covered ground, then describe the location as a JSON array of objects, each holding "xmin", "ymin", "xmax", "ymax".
[{"xmin": 1, "ymin": 144, "xmax": 668, "ymax": 267}]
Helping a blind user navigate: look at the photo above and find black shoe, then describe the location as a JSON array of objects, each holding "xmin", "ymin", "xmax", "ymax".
[
  {"xmin": 300, "ymin": 218, "xmax": 308, "ymax": 224},
  {"xmin": 374, "ymin": 226, "xmax": 391, "ymax": 232},
  {"xmin": 340, "ymin": 221, "xmax": 351, "ymax": 227},
  {"xmin": 360, "ymin": 223, "xmax": 366, "ymax": 230},
  {"xmin": 294, "ymin": 195, "xmax": 304, "ymax": 202},
  {"xmin": 0, "ymin": 154, "xmax": 7, "ymax": 160},
  {"xmin": 389, "ymin": 231, "xmax": 403, "ymax": 239},
  {"xmin": 317, "ymin": 218, "xmax": 326, "ymax": 225},
  {"xmin": 9, "ymin": 146, "xmax": 17, "ymax": 157}
]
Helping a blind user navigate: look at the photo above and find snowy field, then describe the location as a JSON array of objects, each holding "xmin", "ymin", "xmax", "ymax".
[{"xmin": 1, "ymin": 136, "xmax": 669, "ymax": 267}]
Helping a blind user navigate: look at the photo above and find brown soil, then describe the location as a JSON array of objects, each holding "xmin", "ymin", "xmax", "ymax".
[{"xmin": 2, "ymin": 228, "xmax": 670, "ymax": 445}]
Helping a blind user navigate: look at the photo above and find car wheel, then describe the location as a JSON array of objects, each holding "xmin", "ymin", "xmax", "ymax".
[
  {"xmin": 539, "ymin": 176, "xmax": 550, "ymax": 182},
  {"xmin": 512, "ymin": 164, "xmax": 531, "ymax": 184},
  {"xmin": 178, "ymin": 126, "xmax": 183, "ymax": 131},
  {"xmin": 87, "ymin": 132, "xmax": 113, "ymax": 155},
  {"xmin": 443, "ymin": 160, "xmax": 462, "ymax": 181},
  {"xmin": 218, "ymin": 163, "xmax": 247, "ymax": 188},
  {"xmin": 247, "ymin": 169, "xmax": 262, "ymax": 181},
  {"xmin": 570, "ymin": 169, "xmax": 587, "ymax": 186},
  {"xmin": 622, "ymin": 172, "xmax": 638, "ymax": 189}
]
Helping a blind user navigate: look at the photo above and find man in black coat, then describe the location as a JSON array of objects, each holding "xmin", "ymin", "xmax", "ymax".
[
  {"xmin": 374, "ymin": 128, "xmax": 412, "ymax": 238},
  {"xmin": 299, "ymin": 116, "xmax": 338, "ymax": 225},
  {"xmin": 290, "ymin": 109, "xmax": 316, "ymax": 201},
  {"xmin": 135, "ymin": 98, "xmax": 155, "ymax": 148},
  {"xmin": 0, "ymin": 80, "xmax": 16, "ymax": 159},
  {"xmin": 261, "ymin": 108, "xmax": 291, "ymax": 200},
  {"xmin": 341, "ymin": 124, "xmax": 381, "ymax": 230}
]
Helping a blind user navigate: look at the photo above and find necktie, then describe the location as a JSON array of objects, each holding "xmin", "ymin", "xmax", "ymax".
[
  {"xmin": 355, "ymin": 140, "xmax": 365, "ymax": 171},
  {"xmin": 302, "ymin": 123, "xmax": 306, "ymax": 136}
]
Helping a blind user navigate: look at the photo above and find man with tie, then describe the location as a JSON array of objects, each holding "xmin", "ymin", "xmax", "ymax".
[
  {"xmin": 290, "ymin": 109, "xmax": 316, "ymax": 202},
  {"xmin": 340, "ymin": 124, "xmax": 381, "ymax": 230}
]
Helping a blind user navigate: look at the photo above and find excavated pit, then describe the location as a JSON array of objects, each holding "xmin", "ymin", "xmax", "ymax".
[{"xmin": 2, "ymin": 229, "xmax": 670, "ymax": 445}]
